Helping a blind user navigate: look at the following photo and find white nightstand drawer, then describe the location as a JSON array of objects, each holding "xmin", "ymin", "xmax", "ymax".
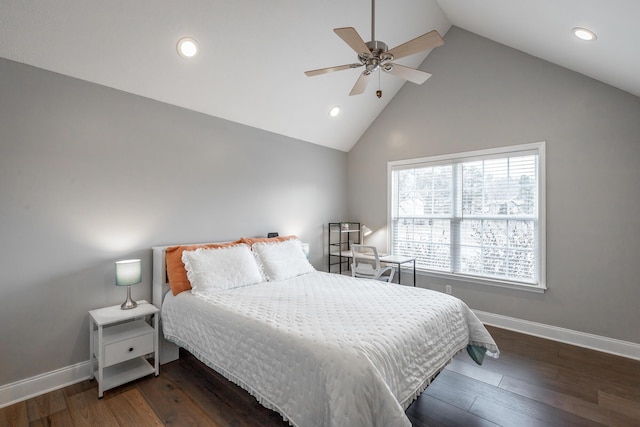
[{"xmin": 104, "ymin": 331, "xmax": 153, "ymax": 366}]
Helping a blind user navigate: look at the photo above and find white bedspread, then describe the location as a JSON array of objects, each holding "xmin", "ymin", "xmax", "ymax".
[{"xmin": 161, "ymin": 271, "xmax": 498, "ymax": 427}]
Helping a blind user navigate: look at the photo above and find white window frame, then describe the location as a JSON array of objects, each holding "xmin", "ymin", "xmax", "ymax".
[{"xmin": 387, "ymin": 142, "xmax": 546, "ymax": 292}]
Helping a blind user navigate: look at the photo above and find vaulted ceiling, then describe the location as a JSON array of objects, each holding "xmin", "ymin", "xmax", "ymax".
[{"xmin": 1, "ymin": 0, "xmax": 638, "ymax": 152}]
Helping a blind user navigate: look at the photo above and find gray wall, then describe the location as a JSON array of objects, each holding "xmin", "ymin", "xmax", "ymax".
[
  {"xmin": 0, "ymin": 58, "xmax": 347, "ymax": 386},
  {"xmin": 348, "ymin": 27, "xmax": 640, "ymax": 344}
]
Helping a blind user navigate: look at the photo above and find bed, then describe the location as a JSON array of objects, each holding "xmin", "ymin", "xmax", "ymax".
[{"xmin": 152, "ymin": 237, "xmax": 499, "ymax": 427}]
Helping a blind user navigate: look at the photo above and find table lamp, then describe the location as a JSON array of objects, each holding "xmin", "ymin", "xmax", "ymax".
[
  {"xmin": 361, "ymin": 225, "xmax": 372, "ymax": 242},
  {"xmin": 115, "ymin": 259, "xmax": 141, "ymax": 310}
]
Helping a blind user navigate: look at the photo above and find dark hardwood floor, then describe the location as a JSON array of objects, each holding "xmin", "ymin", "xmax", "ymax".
[{"xmin": 2, "ymin": 326, "xmax": 639, "ymax": 426}]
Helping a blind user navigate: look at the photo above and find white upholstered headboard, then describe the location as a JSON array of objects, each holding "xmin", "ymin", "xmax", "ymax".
[{"xmin": 151, "ymin": 244, "xmax": 172, "ymax": 310}]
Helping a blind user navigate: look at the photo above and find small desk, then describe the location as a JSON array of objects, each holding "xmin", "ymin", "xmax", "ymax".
[{"xmin": 333, "ymin": 251, "xmax": 417, "ymax": 286}]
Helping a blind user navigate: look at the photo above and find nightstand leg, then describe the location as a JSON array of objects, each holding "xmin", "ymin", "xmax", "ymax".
[
  {"xmin": 153, "ymin": 313, "xmax": 159, "ymax": 376},
  {"xmin": 97, "ymin": 325, "xmax": 104, "ymax": 398},
  {"xmin": 89, "ymin": 319, "xmax": 94, "ymax": 380}
]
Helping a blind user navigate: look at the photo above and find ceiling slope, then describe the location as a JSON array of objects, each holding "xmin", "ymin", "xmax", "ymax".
[
  {"xmin": 1, "ymin": 1, "xmax": 637, "ymax": 152},
  {"xmin": 436, "ymin": 0, "xmax": 640, "ymax": 99},
  {"xmin": 0, "ymin": 0, "xmax": 450, "ymax": 152}
]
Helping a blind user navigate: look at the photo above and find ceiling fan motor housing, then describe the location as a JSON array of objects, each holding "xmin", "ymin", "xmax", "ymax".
[
  {"xmin": 364, "ymin": 40, "xmax": 389, "ymax": 56},
  {"xmin": 359, "ymin": 40, "xmax": 392, "ymax": 73}
]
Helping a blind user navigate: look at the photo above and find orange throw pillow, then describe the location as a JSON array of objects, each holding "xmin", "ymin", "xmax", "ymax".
[
  {"xmin": 166, "ymin": 241, "xmax": 243, "ymax": 295},
  {"xmin": 240, "ymin": 235, "xmax": 297, "ymax": 247}
]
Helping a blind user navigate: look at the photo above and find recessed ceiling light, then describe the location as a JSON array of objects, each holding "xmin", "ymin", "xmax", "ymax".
[
  {"xmin": 572, "ymin": 27, "xmax": 597, "ymax": 41},
  {"xmin": 177, "ymin": 37, "xmax": 199, "ymax": 58},
  {"xmin": 328, "ymin": 106, "xmax": 341, "ymax": 117}
]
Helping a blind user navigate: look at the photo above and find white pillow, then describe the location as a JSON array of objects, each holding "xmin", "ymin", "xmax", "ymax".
[
  {"xmin": 182, "ymin": 244, "xmax": 263, "ymax": 295},
  {"xmin": 252, "ymin": 239, "xmax": 315, "ymax": 281}
]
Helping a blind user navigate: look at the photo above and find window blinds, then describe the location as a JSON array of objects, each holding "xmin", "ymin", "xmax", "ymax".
[{"xmin": 390, "ymin": 146, "xmax": 541, "ymax": 286}]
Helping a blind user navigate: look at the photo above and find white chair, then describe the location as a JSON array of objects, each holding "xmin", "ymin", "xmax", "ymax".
[{"xmin": 351, "ymin": 244, "xmax": 395, "ymax": 283}]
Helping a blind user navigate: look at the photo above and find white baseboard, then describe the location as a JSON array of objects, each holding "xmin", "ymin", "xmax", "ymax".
[
  {"xmin": 0, "ymin": 360, "xmax": 91, "ymax": 409},
  {"xmin": 473, "ymin": 310, "xmax": 640, "ymax": 361},
  {"xmin": 2, "ymin": 312, "xmax": 639, "ymax": 409}
]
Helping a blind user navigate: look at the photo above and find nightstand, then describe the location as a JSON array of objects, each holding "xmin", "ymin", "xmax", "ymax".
[{"xmin": 89, "ymin": 300, "xmax": 159, "ymax": 398}]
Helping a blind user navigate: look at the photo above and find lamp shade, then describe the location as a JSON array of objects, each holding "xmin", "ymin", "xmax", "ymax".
[
  {"xmin": 361, "ymin": 225, "xmax": 373, "ymax": 237},
  {"xmin": 115, "ymin": 259, "xmax": 142, "ymax": 286}
]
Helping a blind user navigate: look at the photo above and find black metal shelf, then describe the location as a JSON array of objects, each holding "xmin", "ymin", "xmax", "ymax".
[{"xmin": 328, "ymin": 222, "xmax": 360, "ymax": 274}]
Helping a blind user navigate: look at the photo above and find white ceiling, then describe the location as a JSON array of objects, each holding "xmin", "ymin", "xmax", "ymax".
[{"xmin": 1, "ymin": 0, "xmax": 638, "ymax": 152}]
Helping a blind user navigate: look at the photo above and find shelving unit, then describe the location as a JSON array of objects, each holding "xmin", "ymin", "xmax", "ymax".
[{"xmin": 328, "ymin": 222, "xmax": 361, "ymax": 274}]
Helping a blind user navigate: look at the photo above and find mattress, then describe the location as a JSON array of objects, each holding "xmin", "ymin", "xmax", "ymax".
[{"xmin": 161, "ymin": 271, "xmax": 498, "ymax": 427}]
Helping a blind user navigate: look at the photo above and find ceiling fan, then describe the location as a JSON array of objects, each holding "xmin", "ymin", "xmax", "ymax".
[{"xmin": 304, "ymin": 0, "xmax": 444, "ymax": 97}]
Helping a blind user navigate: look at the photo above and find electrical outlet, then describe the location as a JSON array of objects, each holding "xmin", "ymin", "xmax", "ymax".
[{"xmin": 445, "ymin": 285, "xmax": 452, "ymax": 294}]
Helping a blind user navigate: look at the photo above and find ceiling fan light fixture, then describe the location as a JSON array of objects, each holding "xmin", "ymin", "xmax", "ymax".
[
  {"xmin": 328, "ymin": 106, "xmax": 341, "ymax": 117},
  {"xmin": 177, "ymin": 37, "xmax": 199, "ymax": 58},
  {"xmin": 572, "ymin": 27, "xmax": 597, "ymax": 41}
]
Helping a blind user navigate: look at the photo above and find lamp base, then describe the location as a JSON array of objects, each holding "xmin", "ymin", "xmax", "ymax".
[{"xmin": 120, "ymin": 285, "xmax": 138, "ymax": 310}]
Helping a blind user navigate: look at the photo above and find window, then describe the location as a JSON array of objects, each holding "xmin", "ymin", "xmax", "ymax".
[{"xmin": 388, "ymin": 142, "xmax": 545, "ymax": 291}]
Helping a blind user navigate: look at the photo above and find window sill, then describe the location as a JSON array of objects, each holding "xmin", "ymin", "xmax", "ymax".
[{"xmin": 417, "ymin": 270, "xmax": 547, "ymax": 293}]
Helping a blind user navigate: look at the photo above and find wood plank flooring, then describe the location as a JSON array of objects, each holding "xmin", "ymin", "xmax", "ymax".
[{"xmin": 2, "ymin": 326, "xmax": 639, "ymax": 426}]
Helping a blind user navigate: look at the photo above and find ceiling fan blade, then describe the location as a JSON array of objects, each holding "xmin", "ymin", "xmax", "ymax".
[
  {"xmin": 387, "ymin": 30, "xmax": 444, "ymax": 60},
  {"xmin": 349, "ymin": 71, "xmax": 373, "ymax": 96},
  {"xmin": 304, "ymin": 63, "xmax": 363, "ymax": 77},
  {"xmin": 334, "ymin": 27, "xmax": 371, "ymax": 56},
  {"xmin": 384, "ymin": 64, "xmax": 432, "ymax": 84}
]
